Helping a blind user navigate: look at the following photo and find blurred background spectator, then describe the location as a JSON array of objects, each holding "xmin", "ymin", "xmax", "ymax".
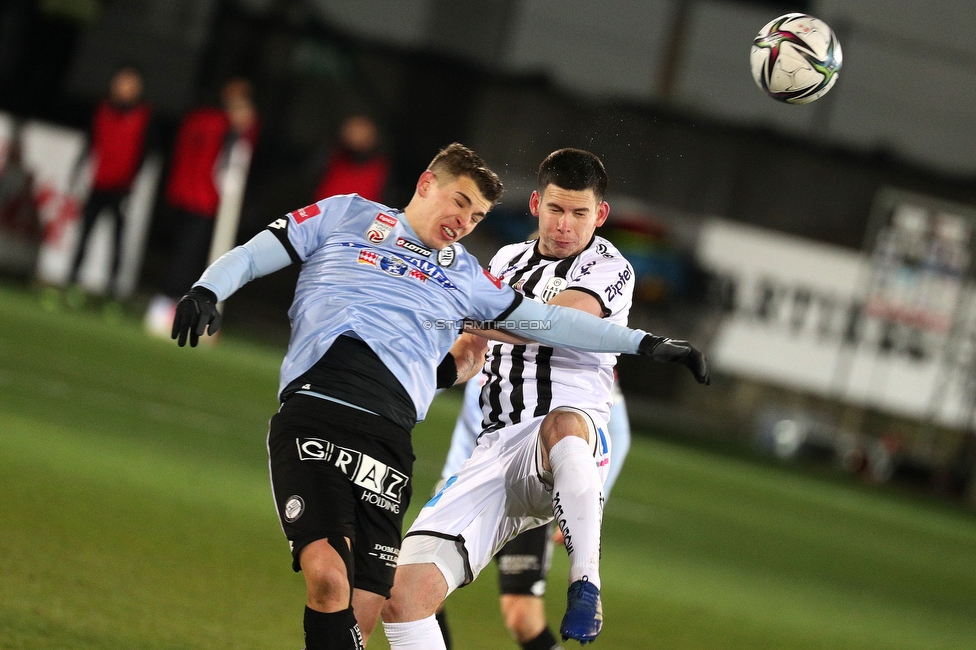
[
  {"xmin": 0, "ymin": 128, "xmax": 40, "ymax": 278},
  {"xmin": 144, "ymin": 77, "xmax": 259, "ymax": 336},
  {"xmin": 313, "ymin": 114, "xmax": 389, "ymax": 203},
  {"xmin": 65, "ymin": 64, "xmax": 153, "ymax": 309}
]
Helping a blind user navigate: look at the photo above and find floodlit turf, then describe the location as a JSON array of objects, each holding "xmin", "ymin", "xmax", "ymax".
[{"xmin": 2, "ymin": 281, "xmax": 976, "ymax": 649}]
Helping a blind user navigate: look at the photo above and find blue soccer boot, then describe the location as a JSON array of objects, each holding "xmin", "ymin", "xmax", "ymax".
[{"xmin": 560, "ymin": 577, "xmax": 603, "ymax": 644}]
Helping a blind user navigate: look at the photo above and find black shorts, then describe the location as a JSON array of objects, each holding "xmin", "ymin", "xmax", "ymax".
[
  {"xmin": 495, "ymin": 520, "xmax": 555, "ymax": 596},
  {"xmin": 267, "ymin": 394, "xmax": 414, "ymax": 597}
]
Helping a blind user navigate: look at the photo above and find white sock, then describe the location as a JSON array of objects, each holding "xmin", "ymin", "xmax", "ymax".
[
  {"xmin": 549, "ymin": 435, "xmax": 604, "ymax": 590},
  {"xmin": 383, "ymin": 615, "xmax": 446, "ymax": 650}
]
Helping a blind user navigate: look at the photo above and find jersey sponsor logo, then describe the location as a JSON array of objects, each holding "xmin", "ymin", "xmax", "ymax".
[
  {"xmin": 339, "ymin": 242, "xmax": 458, "ymax": 289},
  {"xmin": 408, "ymin": 268, "xmax": 427, "ymax": 283},
  {"xmin": 407, "ymin": 257, "xmax": 456, "ymax": 289},
  {"xmin": 283, "ymin": 495, "xmax": 305, "ymax": 522},
  {"xmin": 576, "ymin": 260, "xmax": 597, "ymax": 277},
  {"xmin": 436, "ymin": 245, "xmax": 457, "ymax": 267},
  {"xmin": 268, "ymin": 217, "xmax": 288, "ymax": 230},
  {"xmin": 357, "ymin": 250, "xmax": 379, "ymax": 267},
  {"xmin": 365, "ymin": 212, "xmax": 397, "ymax": 244},
  {"xmin": 498, "ymin": 264, "xmax": 520, "ymax": 279},
  {"xmin": 289, "ymin": 203, "xmax": 321, "ymax": 223},
  {"xmin": 380, "ymin": 255, "xmax": 409, "ymax": 276},
  {"xmin": 296, "ymin": 437, "xmax": 409, "ymax": 513},
  {"xmin": 604, "ymin": 267, "xmax": 633, "ymax": 301},
  {"xmin": 369, "ymin": 542, "xmax": 399, "ymax": 568},
  {"xmin": 541, "ymin": 277, "xmax": 569, "ymax": 303},
  {"xmin": 596, "ymin": 243, "xmax": 614, "ymax": 259},
  {"xmin": 497, "ymin": 554, "xmax": 542, "ymax": 574},
  {"xmin": 483, "ymin": 268, "xmax": 502, "ymax": 289},
  {"xmin": 396, "ymin": 237, "xmax": 432, "ymax": 257}
]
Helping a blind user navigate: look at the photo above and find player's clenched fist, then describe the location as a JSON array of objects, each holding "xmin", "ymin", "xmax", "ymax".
[
  {"xmin": 639, "ymin": 335, "xmax": 710, "ymax": 385},
  {"xmin": 172, "ymin": 286, "xmax": 222, "ymax": 347}
]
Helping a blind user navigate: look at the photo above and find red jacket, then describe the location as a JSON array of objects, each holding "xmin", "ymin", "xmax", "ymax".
[
  {"xmin": 165, "ymin": 106, "xmax": 259, "ymax": 217},
  {"xmin": 315, "ymin": 148, "xmax": 389, "ymax": 203},
  {"xmin": 90, "ymin": 100, "xmax": 152, "ymax": 192}
]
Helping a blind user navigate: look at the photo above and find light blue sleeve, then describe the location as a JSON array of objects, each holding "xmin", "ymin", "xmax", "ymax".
[
  {"xmin": 195, "ymin": 230, "xmax": 293, "ymax": 301},
  {"xmin": 604, "ymin": 387, "xmax": 631, "ymax": 499},
  {"xmin": 502, "ymin": 298, "xmax": 646, "ymax": 354}
]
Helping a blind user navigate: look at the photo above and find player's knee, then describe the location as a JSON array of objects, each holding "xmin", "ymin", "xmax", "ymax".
[
  {"xmin": 500, "ymin": 595, "xmax": 546, "ymax": 643},
  {"xmin": 300, "ymin": 538, "xmax": 352, "ymax": 610},
  {"xmin": 383, "ymin": 564, "xmax": 446, "ymax": 622},
  {"xmin": 541, "ymin": 409, "xmax": 590, "ymax": 448}
]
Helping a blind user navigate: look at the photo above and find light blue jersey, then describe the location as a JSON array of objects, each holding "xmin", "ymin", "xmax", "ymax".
[{"xmin": 199, "ymin": 194, "xmax": 518, "ymax": 422}]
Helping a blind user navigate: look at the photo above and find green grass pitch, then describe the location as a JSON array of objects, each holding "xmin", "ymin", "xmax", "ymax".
[{"xmin": 2, "ymin": 282, "xmax": 976, "ymax": 649}]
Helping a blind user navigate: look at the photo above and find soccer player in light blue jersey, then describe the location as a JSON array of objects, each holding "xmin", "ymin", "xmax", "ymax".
[{"xmin": 173, "ymin": 143, "xmax": 707, "ymax": 650}]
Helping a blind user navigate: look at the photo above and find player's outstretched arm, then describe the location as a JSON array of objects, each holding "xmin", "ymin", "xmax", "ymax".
[
  {"xmin": 637, "ymin": 336, "xmax": 710, "ymax": 385},
  {"xmin": 500, "ymin": 298, "xmax": 710, "ymax": 385},
  {"xmin": 171, "ymin": 229, "xmax": 294, "ymax": 348}
]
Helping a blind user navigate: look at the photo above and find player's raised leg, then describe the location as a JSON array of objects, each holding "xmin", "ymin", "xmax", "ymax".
[{"xmin": 539, "ymin": 408, "xmax": 606, "ymax": 644}]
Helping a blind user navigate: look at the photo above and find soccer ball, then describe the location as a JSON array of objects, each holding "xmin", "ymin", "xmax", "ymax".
[{"xmin": 750, "ymin": 13, "xmax": 842, "ymax": 105}]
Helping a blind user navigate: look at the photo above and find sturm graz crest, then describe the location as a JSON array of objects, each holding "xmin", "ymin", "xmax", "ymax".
[{"xmin": 437, "ymin": 245, "xmax": 457, "ymax": 267}]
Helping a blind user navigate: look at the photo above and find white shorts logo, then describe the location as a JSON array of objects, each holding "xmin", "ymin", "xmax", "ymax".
[{"xmin": 284, "ymin": 495, "xmax": 305, "ymax": 522}]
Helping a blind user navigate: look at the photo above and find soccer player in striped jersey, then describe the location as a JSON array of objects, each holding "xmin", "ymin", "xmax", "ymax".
[
  {"xmin": 383, "ymin": 149, "xmax": 707, "ymax": 648},
  {"xmin": 435, "ymin": 371, "xmax": 632, "ymax": 650}
]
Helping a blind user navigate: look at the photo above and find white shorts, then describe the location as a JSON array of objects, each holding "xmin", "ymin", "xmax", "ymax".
[{"xmin": 399, "ymin": 406, "xmax": 611, "ymax": 595}]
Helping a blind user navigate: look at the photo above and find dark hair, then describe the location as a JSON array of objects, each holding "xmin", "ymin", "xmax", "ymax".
[
  {"xmin": 537, "ymin": 148, "xmax": 608, "ymax": 201},
  {"xmin": 428, "ymin": 143, "xmax": 504, "ymax": 204}
]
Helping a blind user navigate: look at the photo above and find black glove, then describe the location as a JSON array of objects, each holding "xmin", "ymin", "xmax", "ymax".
[
  {"xmin": 172, "ymin": 286, "xmax": 222, "ymax": 347},
  {"xmin": 639, "ymin": 335, "xmax": 710, "ymax": 385}
]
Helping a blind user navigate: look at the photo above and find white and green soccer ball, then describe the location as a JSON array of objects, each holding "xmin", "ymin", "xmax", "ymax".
[{"xmin": 750, "ymin": 13, "xmax": 842, "ymax": 105}]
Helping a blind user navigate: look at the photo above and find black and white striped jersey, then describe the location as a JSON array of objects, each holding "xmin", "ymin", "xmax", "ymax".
[{"xmin": 479, "ymin": 236, "xmax": 635, "ymax": 431}]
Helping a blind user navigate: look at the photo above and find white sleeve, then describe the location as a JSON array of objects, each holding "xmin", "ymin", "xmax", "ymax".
[{"xmin": 567, "ymin": 255, "xmax": 635, "ymax": 317}]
